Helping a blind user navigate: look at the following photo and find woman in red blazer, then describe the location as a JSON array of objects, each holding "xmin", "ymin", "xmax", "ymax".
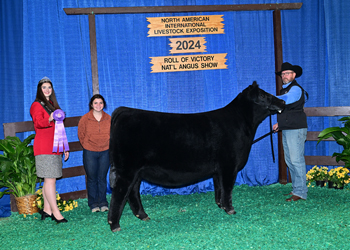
[{"xmin": 30, "ymin": 77, "xmax": 69, "ymax": 223}]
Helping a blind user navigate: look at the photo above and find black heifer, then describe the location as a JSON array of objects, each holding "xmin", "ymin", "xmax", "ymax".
[{"xmin": 108, "ymin": 81, "xmax": 285, "ymax": 232}]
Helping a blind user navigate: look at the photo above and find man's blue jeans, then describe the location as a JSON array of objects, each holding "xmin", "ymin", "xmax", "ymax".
[
  {"xmin": 282, "ymin": 128, "xmax": 308, "ymax": 199},
  {"xmin": 83, "ymin": 149, "xmax": 110, "ymax": 209}
]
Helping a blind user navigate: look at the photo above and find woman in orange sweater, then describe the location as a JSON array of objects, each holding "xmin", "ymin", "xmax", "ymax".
[
  {"xmin": 78, "ymin": 94, "xmax": 111, "ymax": 212},
  {"xmin": 30, "ymin": 77, "xmax": 69, "ymax": 223}
]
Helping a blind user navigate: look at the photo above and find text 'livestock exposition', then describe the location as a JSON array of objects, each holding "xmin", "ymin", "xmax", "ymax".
[{"xmin": 147, "ymin": 15, "xmax": 224, "ymax": 37}]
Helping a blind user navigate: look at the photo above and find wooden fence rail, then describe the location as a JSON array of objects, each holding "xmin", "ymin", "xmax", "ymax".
[{"xmin": 303, "ymin": 106, "xmax": 350, "ymax": 167}]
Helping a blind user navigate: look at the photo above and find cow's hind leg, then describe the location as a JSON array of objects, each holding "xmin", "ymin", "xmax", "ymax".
[
  {"xmin": 108, "ymin": 176, "xmax": 133, "ymax": 232},
  {"xmin": 128, "ymin": 179, "xmax": 150, "ymax": 221}
]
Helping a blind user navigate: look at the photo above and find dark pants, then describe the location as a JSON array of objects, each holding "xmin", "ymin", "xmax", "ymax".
[{"xmin": 83, "ymin": 149, "xmax": 110, "ymax": 209}]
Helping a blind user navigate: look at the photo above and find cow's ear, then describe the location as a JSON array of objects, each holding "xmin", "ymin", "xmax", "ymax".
[
  {"xmin": 252, "ymin": 81, "xmax": 261, "ymax": 98},
  {"xmin": 252, "ymin": 81, "xmax": 258, "ymax": 87},
  {"xmin": 247, "ymin": 81, "xmax": 257, "ymax": 91},
  {"xmin": 247, "ymin": 83, "xmax": 259, "ymax": 101}
]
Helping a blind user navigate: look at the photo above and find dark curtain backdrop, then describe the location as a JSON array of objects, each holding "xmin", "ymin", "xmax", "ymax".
[{"xmin": 1, "ymin": 0, "xmax": 349, "ymax": 216}]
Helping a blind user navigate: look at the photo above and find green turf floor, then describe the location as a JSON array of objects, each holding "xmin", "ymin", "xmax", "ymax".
[{"xmin": 1, "ymin": 183, "xmax": 349, "ymax": 249}]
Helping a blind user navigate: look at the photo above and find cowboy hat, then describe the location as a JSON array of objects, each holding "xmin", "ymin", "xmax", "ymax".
[{"xmin": 276, "ymin": 62, "xmax": 302, "ymax": 78}]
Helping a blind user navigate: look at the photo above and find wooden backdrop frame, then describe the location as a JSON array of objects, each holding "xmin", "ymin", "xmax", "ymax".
[{"xmin": 63, "ymin": 3, "xmax": 302, "ymax": 184}]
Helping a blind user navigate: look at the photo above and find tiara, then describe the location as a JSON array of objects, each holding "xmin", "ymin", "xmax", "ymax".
[{"xmin": 41, "ymin": 76, "xmax": 51, "ymax": 81}]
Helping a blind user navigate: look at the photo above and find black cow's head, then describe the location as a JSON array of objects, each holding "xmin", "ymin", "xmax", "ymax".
[{"xmin": 248, "ymin": 81, "xmax": 285, "ymax": 115}]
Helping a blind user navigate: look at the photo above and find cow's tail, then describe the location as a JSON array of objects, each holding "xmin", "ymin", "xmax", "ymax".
[{"xmin": 109, "ymin": 163, "xmax": 117, "ymax": 189}]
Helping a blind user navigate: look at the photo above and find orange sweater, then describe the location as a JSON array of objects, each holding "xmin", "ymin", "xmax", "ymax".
[{"xmin": 78, "ymin": 110, "xmax": 111, "ymax": 152}]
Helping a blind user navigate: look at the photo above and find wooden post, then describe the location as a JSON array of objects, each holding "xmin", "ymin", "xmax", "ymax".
[
  {"xmin": 273, "ymin": 9, "xmax": 289, "ymax": 184},
  {"xmin": 89, "ymin": 14, "xmax": 99, "ymax": 95}
]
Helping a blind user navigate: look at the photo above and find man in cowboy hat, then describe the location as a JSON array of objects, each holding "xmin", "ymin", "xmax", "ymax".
[{"xmin": 273, "ymin": 62, "xmax": 308, "ymax": 202}]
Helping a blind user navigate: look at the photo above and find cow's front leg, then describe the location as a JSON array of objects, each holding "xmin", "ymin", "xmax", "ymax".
[
  {"xmin": 213, "ymin": 175, "xmax": 222, "ymax": 209},
  {"xmin": 128, "ymin": 179, "xmax": 150, "ymax": 221},
  {"xmin": 108, "ymin": 177, "xmax": 132, "ymax": 232},
  {"xmin": 220, "ymin": 172, "xmax": 237, "ymax": 215}
]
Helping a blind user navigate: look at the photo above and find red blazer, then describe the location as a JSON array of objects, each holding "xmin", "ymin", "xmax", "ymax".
[{"xmin": 30, "ymin": 101, "xmax": 61, "ymax": 156}]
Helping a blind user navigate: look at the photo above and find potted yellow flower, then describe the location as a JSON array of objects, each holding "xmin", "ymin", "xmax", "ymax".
[
  {"xmin": 328, "ymin": 167, "xmax": 350, "ymax": 189},
  {"xmin": 34, "ymin": 187, "xmax": 78, "ymax": 212},
  {"xmin": 306, "ymin": 165, "xmax": 328, "ymax": 187}
]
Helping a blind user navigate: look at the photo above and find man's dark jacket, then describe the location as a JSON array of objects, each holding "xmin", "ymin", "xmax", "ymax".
[{"xmin": 277, "ymin": 80, "xmax": 308, "ymax": 130}]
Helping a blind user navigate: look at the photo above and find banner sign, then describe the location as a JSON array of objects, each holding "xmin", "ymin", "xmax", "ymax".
[
  {"xmin": 147, "ymin": 15, "xmax": 224, "ymax": 37},
  {"xmin": 150, "ymin": 53, "xmax": 227, "ymax": 73},
  {"xmin": 169, "ymin": 37, "xmax": 207, "ymax": 54}
]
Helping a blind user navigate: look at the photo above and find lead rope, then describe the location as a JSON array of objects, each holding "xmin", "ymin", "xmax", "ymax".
[
  {"xmin": 252, "ymin": 114, "xmax": 275, "ymax": 163},
  {"xmin": 269, "ymin": 115, "xmax": 275, "ymax": 163}
]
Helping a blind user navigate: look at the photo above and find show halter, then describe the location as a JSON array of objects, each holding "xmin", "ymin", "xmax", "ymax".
[{"xmin": 52, "ymin": 109, "xmax": 70, "ymax": 152}]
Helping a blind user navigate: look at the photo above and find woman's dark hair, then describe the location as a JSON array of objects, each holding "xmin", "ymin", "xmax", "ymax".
[
  {"xmin": 35, "ymin": 77, "xmax": 61, "ymax": 110},
  {"xmin": 89, "ymin": 94, "xmax": 107, "ymax": 110}
]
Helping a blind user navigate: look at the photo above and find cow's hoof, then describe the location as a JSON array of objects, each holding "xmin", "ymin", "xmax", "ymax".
[
  {"xmin": 142, "ymin": 216, "xmax": 151, "ymax": 221},
  {"xmin": 136, "ymin": 213, "xmax": 149, "ymax": 220},
  {"xmin": 111, "ymin": 226, "xmax": 121, "ymax": 232},
  {"xmin": 227, "ymin": 209, "xmax": 236, "ymax": 215},
  {"xmin": 108, "ymin": 220, "xmax": 112, "ymax": 224}
]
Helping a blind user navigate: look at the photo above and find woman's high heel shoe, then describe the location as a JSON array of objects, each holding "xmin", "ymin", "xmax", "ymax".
[
  {"xmin": 51, "ymin": 214, "xmax": 68, "ymax": 223},
  {"xmin": 41, "ymin": 211, "xmax": 52, "ymax": 220}
]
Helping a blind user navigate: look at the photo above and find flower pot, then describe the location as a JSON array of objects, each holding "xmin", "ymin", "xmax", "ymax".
[
  {"xmin": 315, "ymin": 180, "xmax": 326, "ymax": 187},
  {"xmin": 328, "ymin": 181, "xmax": 335, "ymax": 188},
  {"xmin": 15, "ymin": 194, "xmax": 39, "ymax": 215},
  {"xmin": 328, "ymin": 181, "xmax": 344, "ymax": 189}
]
